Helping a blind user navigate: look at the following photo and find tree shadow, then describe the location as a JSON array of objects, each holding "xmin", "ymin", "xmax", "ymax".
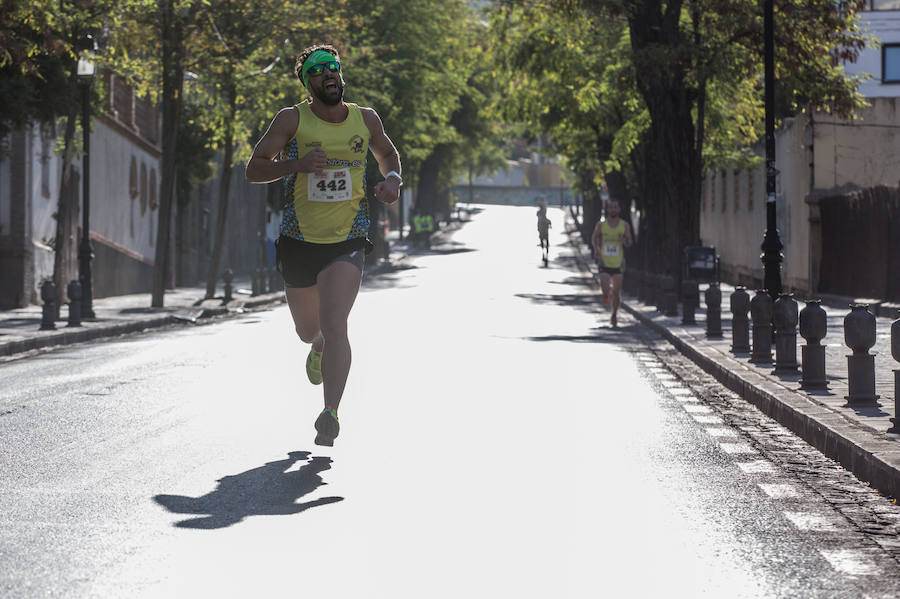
[{"xmin": 153, "ymin": 451, "xmax": 343, "ymax": 529}]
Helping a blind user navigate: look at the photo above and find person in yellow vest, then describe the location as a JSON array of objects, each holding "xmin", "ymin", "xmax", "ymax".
[
  {"xmin": 422, "ymin": 213, "xmax": 434, "ymax": 248},
  {"xmin": 591, "ymin": 200, "xmax": 633, "ymax": 327},
  {"xmin": 245, "ymin": 44, "xmax": 401, "ymax": 447}
]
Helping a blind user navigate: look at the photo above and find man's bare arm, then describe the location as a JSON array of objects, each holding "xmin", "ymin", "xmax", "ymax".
[
  {"xmin": 245, "ymin": 107, "xmax": 326, "ymax": 183},
  {"xmin": 591, "ymin": 221, "xmax": 602, "ymax": 259},
  {"xmin": 362, "ymin": 107, "xmax": 401, "ymax": 204}
]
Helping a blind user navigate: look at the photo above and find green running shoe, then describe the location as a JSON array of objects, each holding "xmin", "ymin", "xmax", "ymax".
[
  {"xmin": 314, "ymin": 408, "xmax": 340, "ymax": 446},
  {"xmin": 306, "ymin": 346, "xmax": 323, "ymax": 385}
]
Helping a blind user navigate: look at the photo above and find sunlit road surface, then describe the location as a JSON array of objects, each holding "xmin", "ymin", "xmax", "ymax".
[{"xmin": 2, "ymin": 204, "xmax": 899, "ymax": 598}]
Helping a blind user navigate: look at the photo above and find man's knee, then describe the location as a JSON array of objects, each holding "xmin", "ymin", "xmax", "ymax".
[
  {"xmin": 318, "ymin": 313, "xmax": 349, "ymax": 340},
  {"xmin": 295, "ymin": 325, "xmax": 318, "ymax": 344}
]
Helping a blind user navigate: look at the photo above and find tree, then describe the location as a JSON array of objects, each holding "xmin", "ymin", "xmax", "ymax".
[
  {"xmin": 189, "ymin": 0, "xmax": 329, "ymax": 299},
  {"xmin": 495, "ymin": 0, "xmax": 869, "ymax": 279},
  {"xmin": 1, "ymin": 0, "xmax": 116, "ymax": 308}
]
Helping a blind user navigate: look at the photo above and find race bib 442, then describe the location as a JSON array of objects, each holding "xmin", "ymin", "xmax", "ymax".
[{"xmin": 308, "ymin": 168, "xmax": 352, "ymax": 202}]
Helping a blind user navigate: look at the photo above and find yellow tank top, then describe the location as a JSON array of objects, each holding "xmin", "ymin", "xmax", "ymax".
[
  {"xmin": 279, "ymin": 100, "xmax": 370, "ymax": 244},
  {"xmin": 599, "ymin": 219, "xmax": 626, "ymax": 269}
]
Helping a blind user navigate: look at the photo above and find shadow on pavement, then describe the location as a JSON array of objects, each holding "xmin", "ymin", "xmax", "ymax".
[
  {"xmin": 515, "ymin": 292, "xmax": 599, "ymax": 309},
  {"xmin": 153, "ymin": 451, "xmax": 342, "ymax": 529}
]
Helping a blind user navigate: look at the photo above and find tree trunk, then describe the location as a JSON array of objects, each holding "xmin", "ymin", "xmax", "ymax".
[
  {"xmin": 415, "ymin": 150, "xmax": 440, "ymax": 216},
  {"xmin": 205, "ymin": 83, "xmax": 236, "ymax": 299},
  {"xmin": 152, "ymin": 0, "xmax": 185, "ymax": 307},
  {"xmin": 628, "ymin": 0, "xmax": 701, "ymax": 283},
  {"xmin": 52, "ymin": 58, "xmax": 80, "ymax": 315}
]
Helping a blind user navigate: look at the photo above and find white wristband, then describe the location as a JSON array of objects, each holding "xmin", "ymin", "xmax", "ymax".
[{"xmin": 385, "ymin": 170, "xmax": 402, "ymax": 185}]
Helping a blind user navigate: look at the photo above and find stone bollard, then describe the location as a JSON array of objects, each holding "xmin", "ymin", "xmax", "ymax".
[
  {"xmin": 705, "ymin": 282, "xmax": 723, "ymax": 339},
  {"xmin": 66, "ymin": 280, "xmax": 82, "ymax": 327},
  {"xmin": 799, "ymin": 299, "xmax": 828, "ymax": 389},
  {"xmin": 251, "ymin": 269, "xmax": 260, "ymax": 296},
  {"xmin": 887, "ymin": 318, "xmax": 900, "ymax": 433},
  {"xmin": 844, "ymin": 303, "xmax": 879, "ymax": 404},
  {"xmin": 664, "ymin": 275, "xmax": 679, "ymax": 317},
  {"xmin": 773, "ymin": 294, "xmax": 799, "ymax": 374},
  {"xmin": 639, "ymin": 271, "xmax": 650, "ymax": 304},
  {"xmin": 750, "ymin": 290, "xmax": 773, "ymax": 364},
  {"xmin": 223, "ymin": 268, "xmax": 234, "ymax": 303},
  {"xmin": 730, "ymin": 286, "xmax": 751, "ymax": 353},
  {"xmin": 681, "ymin": 279, "xmax": 699, "ymax": 325},
  {"xmin": 39, "ymin": 280, "xmax": 57, "ymax": 331},
  {"xmin": 654, "ymin": 274, "xmax": 665, "ymax": 313}
]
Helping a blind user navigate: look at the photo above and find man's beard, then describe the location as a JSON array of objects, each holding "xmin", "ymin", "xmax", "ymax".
[{"xmin": 313, "ymin": 81, "xmax": 344, "ymax": 106}]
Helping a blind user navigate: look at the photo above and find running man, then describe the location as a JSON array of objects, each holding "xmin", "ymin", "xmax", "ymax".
[
  {"xmin": 536, "ymin": 202, "xmax": 551, "ymax": 265},
  {"xmin": 591, "ymin": 200, "xmax": 632, "ymax": 327},
  {"xmin": 245, "ymin": 44, "xmax": 401, "ymax": 446}
]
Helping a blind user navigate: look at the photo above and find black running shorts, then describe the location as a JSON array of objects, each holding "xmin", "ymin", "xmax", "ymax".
[{"xmin": 275, "ymin": 236, "xmax": 367, "ymax": 288}]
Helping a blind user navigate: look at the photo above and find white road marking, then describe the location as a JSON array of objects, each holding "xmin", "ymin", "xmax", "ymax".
[
  {"xmin": 719, "ymin": 442, "xmax": 756, "ymax": 455},
  {"xmin": 784, "ymin": 511, "xmax": 844, "ymax": 532},
  {"xmin": 691, "ymin": 415, "xmax": 723, "ymax": 425},
  {"xmin": 705, "ymin": 427, "xmax": 738, "ymax": 438},
  {"xmin": 818, "ymin": 549, "xmax": 880, "ymax": 576},
  {"xmin": 667, "ymin": 387, "xmax": 695, "ymax": 397},
  {"xmin": 736, "ymin": 460, "xmax": 776, "ymax": 474},
  {"xmin": 683, "ymin": 404, "xmax": 713, "ymax": 414},
  {"xmin": 759, "ymin": 484, "xmax": 800, "ymax": 499}
]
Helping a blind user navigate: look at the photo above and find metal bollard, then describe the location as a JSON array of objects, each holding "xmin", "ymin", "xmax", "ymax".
[
  {"xmin": 664, "ymin": 275, "xmax": 679, "ymax": 317},
  {"xmin": 773, "ymin": 294, "xmax": 799, "ymax": 374},
  {"xmin": 730, "ymin": 286, "xmax": 751, "ymax": 353},
  {"xmin": 844, "ymin": 303, "xmax": 879, "ymax": 404},
  {"xmin": 39, "ymin": 280, "xmax": 57, "ymax": 331},
  {"xmin": 654, "ymin": 274, "xmax": 665, "ymax": 313},
  {"xmin": 251, "ymin": 269, "xmax": 260, "ymax": 296},
  {"xmin": 705, "ymin": 282, "xmax": 723, "ymax": 338},
  {"xmin": 67, "ymin": 280, "xmax": 82, "ymax": 327},
  {"xmin": 223, "ymin": 268, "xmax": 233, "ymax": 303},
  {"xmin": 681, "ymin": 279, "xmax": 699, "ymax": 324},
  {"xmin": 749, "ymin": 290, "xmax": 773, "ymax": 364},
  {"xmin": 799, "ymin": 299, "xmax": 828, "ymax": 389},
  {"xmin": 888, "ymin": 318, "xmax": 900, "ymax": 433}
]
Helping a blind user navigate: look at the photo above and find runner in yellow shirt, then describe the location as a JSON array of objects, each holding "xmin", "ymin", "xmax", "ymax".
[
  {"xmin": 591, "ymin": 200, "xmax": 633, "ymax": 327},
  {"xmin": 245, "ymin": 44, "xmax": 401, "ymax": 446}
]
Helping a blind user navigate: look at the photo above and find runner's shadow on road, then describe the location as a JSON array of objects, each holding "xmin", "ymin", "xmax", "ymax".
[{"xmin": 153, "ymin": 451, "xmax": 342, "ymax": 529}]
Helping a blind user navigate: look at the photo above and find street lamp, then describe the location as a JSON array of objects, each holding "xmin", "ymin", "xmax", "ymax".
[
  {"xmin": 77, "ymin": 40, "xmax": 96, "ymax": 318},
  {"xmin": 761, "ymin": 0, "xmax": 783, "ymax": 298}
]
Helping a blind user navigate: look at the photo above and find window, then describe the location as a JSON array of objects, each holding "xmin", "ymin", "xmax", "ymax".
[
  {"xmin": 869, "ymin": 1, "xmax": 900, "ymax": 10},
  {"xmin": 883, "ymin": 45, "xmax": 900, "ymax": 83}
]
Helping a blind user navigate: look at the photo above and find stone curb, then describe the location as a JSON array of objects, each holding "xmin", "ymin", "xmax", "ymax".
[
  {"xmin": 564, "ymin": 219, "xmax": 900, "ymax": 499},
  {"xmin": 0, "ymin": 293, "xmax": 286, "ymax": 359}
]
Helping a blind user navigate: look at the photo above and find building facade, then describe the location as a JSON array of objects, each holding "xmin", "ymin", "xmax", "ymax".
[{"xmin": 700, "ymin": 6, "xmax": 900, "ymax": 299}]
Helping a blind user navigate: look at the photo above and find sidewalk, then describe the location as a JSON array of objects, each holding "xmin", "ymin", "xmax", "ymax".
[
  {"xmin": 0, "ymin": 277, "xmax": 286, "ymax": 360},
  {"xmin": 566, "ymin": 217, "xmax": 900, "ymax": 499}
]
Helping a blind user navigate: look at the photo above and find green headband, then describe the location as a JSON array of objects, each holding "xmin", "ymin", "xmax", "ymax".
[{"xmin": 301, "ymin": 50, "xmax": 338, "ymax": 87}]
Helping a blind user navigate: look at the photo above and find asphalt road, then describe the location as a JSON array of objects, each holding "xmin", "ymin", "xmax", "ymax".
[{"xmin": 2, "ymin": 204, "xmax": 899, "ymax": 598}]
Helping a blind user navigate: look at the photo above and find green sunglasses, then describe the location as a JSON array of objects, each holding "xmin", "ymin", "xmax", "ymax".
[{"xmin": 306, "ymin": 60, "xmax": 341, "ymax": 78}]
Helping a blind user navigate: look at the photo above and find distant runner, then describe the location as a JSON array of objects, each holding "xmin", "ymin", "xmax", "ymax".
[
  {"xmin": 536, "ymin": 201, "xmax": 552, "ymax": 266},
  {"xmin": 245, "ymin": 43, "xmax": 402, "ymax": 446},
  {"xmin": 591, "ymin": 200, "xmax": 632, "ymax": 327}
]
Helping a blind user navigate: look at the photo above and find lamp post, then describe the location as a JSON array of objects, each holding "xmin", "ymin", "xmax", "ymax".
[
  {"xmin": 77, "ymin": 44, "xmax": 96, "ymax": 318},
  {"xmin": 761, "ymin": 0, "xmax": 783, "ymax": 298}
]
